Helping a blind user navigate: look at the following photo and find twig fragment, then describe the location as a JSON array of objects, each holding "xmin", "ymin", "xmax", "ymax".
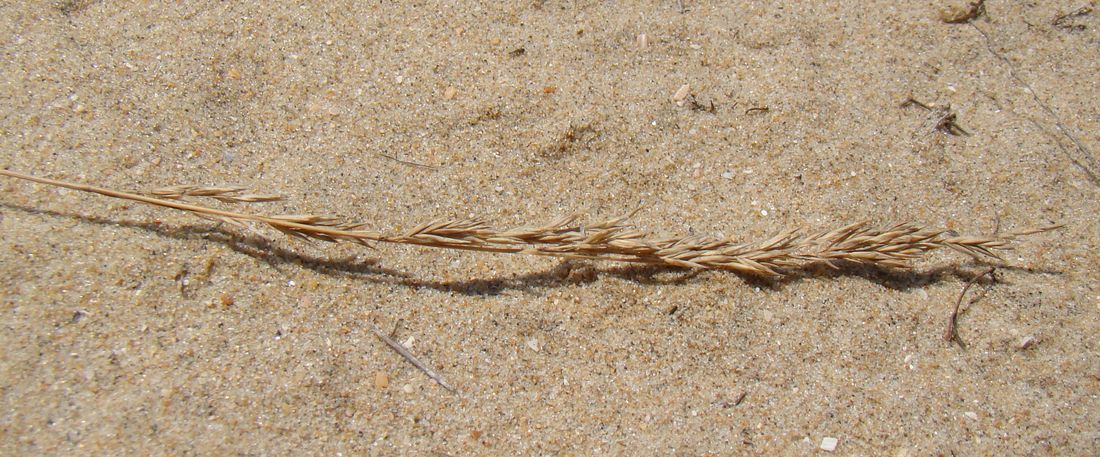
[
  {"xmin": 369, "ymin": 319, "xmax": 456, "ymax": 393},
  {"xmin": 376, "ymin": 152, "xmax": 438, "ymax": 170},
  {"xmin": 688, "ymin": 96, "xmax": 716, "ymax": 113},
  {"xmin": 934, "ymin": 110, "xmax": 970, "ymax": 136},
  {"xmin": 900, "ymin": 97, "xmax": 932, "ymax": 111},
  {"xmin": 1052, "ymin": 6, "xmax": 1092, "ymax": 32},
  {"xmin": 902, "ymin": 97, "xmax": 969, "ymax": 136}
]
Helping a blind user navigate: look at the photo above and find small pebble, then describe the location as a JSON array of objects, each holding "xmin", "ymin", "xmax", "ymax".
[
  {"xmin": 820, "ymin": 436, "xmax": 838, "ymax": 452},
  {"xmin": 963, "ymin": 411, "xmax": 978, "ymax": 421},
  {"xmin": 373, "ymin": 371, "xmax": 389, "ymax": 390},
  {"xmin": 721, "ymin": 171, "xmax": 733, "ymax": 179},
  {"xmin": 526, "ymin": 338, "xmax": 540, "ymax": 352},
  {"xmin": 402, "ymin": 383, "xmax": 414, "ymax": 394},
  {"xmin": 1017, "ymin": 335, "xmax": 1037, "ymax": 350},
  {"xmin": 673, "ymin": 84, "xmax": 691, "ymax": 105},
  {"xmin": 443, "ymin": 86, "xmax": 457, "ymax": 100},
  {"xmin": 637, "ymin": 33, "xmax": 648, "ymax": 48},
  {"xmin": 227, "ymin": 68, "xmax": 241, "ymax": 80}
]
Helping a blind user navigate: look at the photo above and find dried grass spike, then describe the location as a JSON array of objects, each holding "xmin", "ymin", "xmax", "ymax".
[{"xmin": 0, "ymin": 169, "xmax": 1063, "ymax": 280}]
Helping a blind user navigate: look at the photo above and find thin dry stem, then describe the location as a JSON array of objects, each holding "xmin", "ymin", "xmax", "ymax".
[
  {"xmin": 945, "ymin": 267, "xmax": 996, "ymax": 346},
  {"xmin": 0, "ymin": 169, "xmax": 1061, "ymax": 278},
  {"xmin": 148, "ymin": 185, "xmax": 283, "ymax": 203},
  {"xmin": 368, "ymin": 318, "xmax": 455, "ymax": 393}
]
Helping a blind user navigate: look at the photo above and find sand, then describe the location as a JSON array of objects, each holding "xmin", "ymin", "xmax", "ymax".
[{"xmin": 1, "ymin": 1, "xmax": 1097, "ymax": 454}]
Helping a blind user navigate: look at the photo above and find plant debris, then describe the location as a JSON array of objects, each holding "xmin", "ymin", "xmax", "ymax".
[
  {"xmin": 941, "ymin": 0, "xmax": 986, "ymax": 24},
  {"xmin": 945, "ymin": 267, "xmax": 996, "ymax": 346},
  {"xmin": 688, "ymin": 96, "xmax": 716, "ymax": 113},
  {"xmin": 0, "ymin": 169, "xmax": 1061, "ymax": 278},
  {"xmin": 902, "ymin": 97, "xmax": 970, "ymax": 136},
  {"xmin": 1053, "ymin": 6, "xmax": 1092, "ymax": 32},
  {"xmin": 369, "ymin": 319, "xmax": 456, "ymax": 393}
]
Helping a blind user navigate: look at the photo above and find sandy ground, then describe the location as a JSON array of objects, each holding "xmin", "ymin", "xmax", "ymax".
[{"xmin": 1, "ymin": 1, "xmax": 1098, "ymax": 455}]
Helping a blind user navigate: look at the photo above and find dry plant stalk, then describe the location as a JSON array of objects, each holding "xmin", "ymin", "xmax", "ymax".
[
  {"xmin": 368, "ymin": 319, "xmax": 455, "ymax": 393},
  {"xmin": 0, "ymin": 169, "xmax": 1059, "ymax": 278},
  {"xmin": 945, "ymin": 267, "xmax": 996, "ymax": 346}
]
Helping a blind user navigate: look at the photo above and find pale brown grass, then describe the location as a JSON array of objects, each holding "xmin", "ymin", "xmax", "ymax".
[{"xmin": 0, "ymin": 169, "xmax": 1060, "ymax": 278}]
